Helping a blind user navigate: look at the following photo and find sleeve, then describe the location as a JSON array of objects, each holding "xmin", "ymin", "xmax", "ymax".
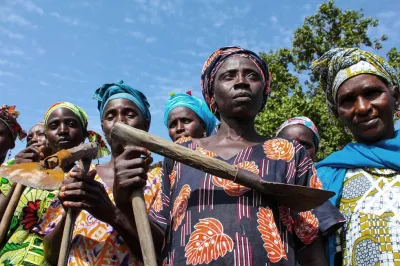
[
  {"xmin": 33, "ymin": 197, "xmax": 65, "ymax": 236},
  {"xmin": 0, "ymin": 158, "xmax": 15, "ymax": 197},
  {"xmin": 290, "ymin": 141, "xmax": 345, "ymax": 248},
  {"xmin": 148, "ymin": 157, "xmax": 174, "ymax": 232}
]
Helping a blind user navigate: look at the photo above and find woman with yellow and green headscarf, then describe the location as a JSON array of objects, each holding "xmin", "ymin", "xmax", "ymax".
[
  {"xmin": 38, "ymin": 82, "xmax": 155, "ymax": 265},
  {"xmin": 0, "ymin": 101, "xmax": 106, "ymax": 266},
  {"xmin": 314, "ymin": 48, "xmax": 400, "ymax": 266}
]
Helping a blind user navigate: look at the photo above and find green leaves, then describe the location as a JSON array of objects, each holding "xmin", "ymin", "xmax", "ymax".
[{"xmin": 255, "ymin": 0, "xmax": 397, "ymax": 161}]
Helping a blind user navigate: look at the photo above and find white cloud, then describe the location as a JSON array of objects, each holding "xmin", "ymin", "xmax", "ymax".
[
  {"xmin": 39, "ymin": 81, "xmax": 50, "ymax": 86},
  {"xmin": 195, "ymin": 37, "xmax": 209, "ymax": 49},
  {"xmin": 16, "ymin": 0, "xmax": 44, "ymax": 15},
  {"xmin": 0, "ymin": 59, "xmax": 21, "ymax": 68},
  {"xmin": 124, "ymin": 17, "xmax": 134, "ymax": 23},
  {"xmin": 0, "ymin": 14, "xmax": 38, "ymax": 29},
  {"xmin": 50, "ymin": 12, "xmax": 79, "ymax": 26},
  {"xmin": 0, "ymin": 70, "xmax": 21, "ymax": 79},
  {"xmin": 129, "ymin": 31, "xmax": 157, "ymax": 43},
  {"xmin": 52, "ymin": 73, "xmax": 87, "ymax": 83},
  {"xmin": 0, "ymin": 44, "xmax": 25, "ymax": 57},
  {"xmin": 232, "ymin": 5, "xmax": 251, "ymax": 16},
  {"xmin": 270, "ymin": 16, "xmax": 278, "ymax": 24},
  {"xmin": 36, "ymin": 47, "xmax": 46, "ymax": 55},
  {"xmin": 0, "ymin": 28, "xmax": 24, "ymax": 39}
]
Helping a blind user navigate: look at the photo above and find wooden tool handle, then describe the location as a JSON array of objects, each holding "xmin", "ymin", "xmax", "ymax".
[
  {"xmin": 57, "ymin": 209, "xmax": 75, "ymax": 266},
  {"xmin": 131, "ymin": 189, "xmax": 157, "ymax": 266},
  {"xmin": 57, "ymin": 158, "xmax": 92, "ymax": 266},
  {"xmin": 111, "ymin": 122, "xmax": 334, "ymax": 211},
  {"xmin": 0, "ymin": 183, "xmax": 25, "ymax": 244},
  {"xmin": 45, "ymin": 143, "xmax": 98, "ymax": 169}
]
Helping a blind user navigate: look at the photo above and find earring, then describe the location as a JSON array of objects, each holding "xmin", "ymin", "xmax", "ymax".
[
  {"xmin": 344, "ymin": 126, "xmax": 351, "ymax": 135},
  {"xmin": 203, "ymin": 132, "xmax": 207, "ymax": 138},
  {"xmin": 7, "ymin": 150, "xmax": 11, "ymax": 161},
  {"xmin": 210, "ymin": 98, "xmax": 218, "ymax": 115},
  {"xmin": 395, "ymin": 108, "xmax": 400, "ymax": 120}
]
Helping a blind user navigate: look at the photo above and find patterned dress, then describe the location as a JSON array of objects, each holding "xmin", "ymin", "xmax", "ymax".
[
  {"xmin": 150, "ymin": 138, "xmax": 344, "ymax": 265},
  {"xmin": 0, "ymin": 158, "xmax": 55, "ymax": 266},
  {"xmin": 34, "ymin": 165, "xmax": 161, "ymax": 266},
  {"xmin": 336, "ymin": 168, "xmax": 400, "ymax": 266}
]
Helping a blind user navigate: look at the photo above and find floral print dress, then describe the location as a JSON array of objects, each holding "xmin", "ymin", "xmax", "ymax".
[
  {"xmin": 149, "ymin": 138, "xmax": 344, "ymax": 266},
  {"xmin": 0, "ymin": 158, "xmax": 55, "ymax": 266}
]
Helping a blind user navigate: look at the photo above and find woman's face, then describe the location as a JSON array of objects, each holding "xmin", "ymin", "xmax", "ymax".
[
  {"xmin": 336, "ymin": 74, "xmax": 399, "ymax": 144},
  {"xmin": 213, "ymin": 56, "xmax": 265, "ymax": 120},
  {"xmin": 27, "ymin": 124, "xmax": 46, "ymax": 148},
  {"xmin": 0, "ymin": 120, "xmax": 14, "ymax": 159},
  {"xmin": 101, "ymin": 98, "xmax": 149, "ymax": 148},
  {"xmin": 278, "ymin": 125, "xmax": 317, "ymax": 161},
  {"xmin": 45, "ymin": 108, "xmax": 86, "ymax": 153},
  {"xmin": 167, "ymin": 106, "xmax": 206, "ymax": 142}
]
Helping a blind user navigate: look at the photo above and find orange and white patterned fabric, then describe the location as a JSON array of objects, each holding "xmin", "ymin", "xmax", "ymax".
[
  {"xmin": 149, "ymin": 138, "xmax": 344, "ymax": 265},
  {"xmin": 35, "ymin": 165, "xmax": 161, "ymax": 265}
]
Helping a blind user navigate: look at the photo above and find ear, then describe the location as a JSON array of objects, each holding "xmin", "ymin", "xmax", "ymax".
[
  {"xmin": 392, "ymin": 85, "xmax": 399, "ymax": 107},
  {"xmin": 144, "ymin": 120, "xmax": 150, "ymax": 132}
]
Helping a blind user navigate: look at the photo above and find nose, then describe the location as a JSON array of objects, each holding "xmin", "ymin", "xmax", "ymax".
[
  {"xmin": 176, "ymin": 121, "xmax": 185, "ymax": 133},
  {"xmin": 116, "ymin": 114, "xmax": 128, "ymax": 125},
  {"xmin": 354, "ymin": 96, "xmax": 371, "ymax": 115},
  {"xmin": 58, "ymin": 123, "xmax": 68, "ymax": 135},
  {"xmin": 235, "ymin": 73, "xmax": 250, "ymax": 89}
]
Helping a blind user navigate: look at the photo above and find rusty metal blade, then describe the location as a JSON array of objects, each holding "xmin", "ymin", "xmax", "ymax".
[{"xmin": 0, "ymin": 163, "xmax": 64, "ymax": 190}]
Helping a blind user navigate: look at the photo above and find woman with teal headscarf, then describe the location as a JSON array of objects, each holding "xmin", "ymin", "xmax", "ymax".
[
  {"xmin": 164, "ymin": 91, "xmax": 216, "ymax": 142},
  {"xmin": 313, "ymin": 48, "xmax": 400, "ymax": 266}
]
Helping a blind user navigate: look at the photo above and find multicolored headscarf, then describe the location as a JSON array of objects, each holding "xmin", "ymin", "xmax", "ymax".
[
  {"xmin": 43, "ymin": 102, "xmax": 110, "ymax": 158},
  {"xmin": 164, "ymin": 91, "xmax": 217, "ymax": 136},
  {"xmin": 0, "ymin": 105, "xmax": 27, "ymax": 141},
  {"xmin": 276, "ymin": 116, "xmax": 320, "ymax": 149},
  {"xmin": 200, "ymin": 46, "xmax": 271, "ymax": 118},
  {"xmin": 93, "ymin": 80, "xmax": 151, "ymax": 125},
  {"xmin": 312, "ymin": 48, "xmax": 400, "ymax": 115}
]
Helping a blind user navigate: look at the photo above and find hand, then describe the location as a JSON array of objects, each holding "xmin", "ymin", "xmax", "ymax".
[
  {"xmin": 15, "ymin": 146, "xmax": 41, "ymax": 164},
  {"xmin": 59, "ymin": 167, "xmax": 117, "ymax": 224},
  {"xmin": 113, "ymin": 146, "xmax": 153, "ymax": 207}
]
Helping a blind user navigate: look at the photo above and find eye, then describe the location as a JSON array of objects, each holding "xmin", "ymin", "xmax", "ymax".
[
  {"xmin": 182, "ymin": 118, "xmax": 192, "ymax": 124},
  {"xmin": 48, "ymin": 123, "xmax": 58, "ymax": 130},
  {"xmin": 364, "ymin": 89, "xmax": 381, "ymax": 99},
  {"xmin": 169, "ymin": 121, "xmax": 177, "ymax": 128},
  {"xmin": 247, "ymin": 72, "xmax": 260, "ymax": 80},
  {"xmin": 68, "ymin": 120, "xmax": 79, "ymax": 127},
  {"xmin": 126, "ymin": 112, "xmax": 137, "ymax": 118},
  {"xmin": 105, "ymin": 113, "xmax": 115, "ymax": 121},
  {"xmin": 221, "ymin": 72, "xmax": 236, "ymax": 80}
]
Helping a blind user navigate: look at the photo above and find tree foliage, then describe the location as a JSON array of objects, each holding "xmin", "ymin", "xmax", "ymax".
[{"xmin": 255, "ymin": 0, "xmax": 400, "ymax": 161}]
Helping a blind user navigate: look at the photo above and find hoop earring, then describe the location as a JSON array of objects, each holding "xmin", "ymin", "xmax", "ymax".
[
  {"xmin": 203, "ymin": 132, "xmax": 207, "ymax": 138},
  {"xmin": 209, "ymin": 98, "xmax": 218, "ymax": 115}
]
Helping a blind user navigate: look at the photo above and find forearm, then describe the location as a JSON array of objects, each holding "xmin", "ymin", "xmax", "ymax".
[
  {"xmin": 113, "ymin": 205, "xmax": 165, "ymax": 260},
  {"xmin": 296, "ymin": 236, "xmax": 328, "ymax": 266},
  {"xmin": 43, "ymin": 213, "xmax": 67, "ymax": 265}
]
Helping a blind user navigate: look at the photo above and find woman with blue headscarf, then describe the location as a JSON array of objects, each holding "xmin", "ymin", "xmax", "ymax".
[
  {"xmin": 39, "ymin": 81, "xmax": 156, "ymax": 265},
  {"xmin": 164, "ymin": 91, "xmax": 216, "ymax": 142}
]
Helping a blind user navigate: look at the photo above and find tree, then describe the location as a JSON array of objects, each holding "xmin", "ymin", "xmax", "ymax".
[{"xmin": 255, "ymin": 0, "xmax": 400, "ymax": 161}]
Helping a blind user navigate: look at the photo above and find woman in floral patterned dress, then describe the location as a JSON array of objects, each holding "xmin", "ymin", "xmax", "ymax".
[
  {"xmin": 114, "ymin": 46, "xmax": 344, "ymax": 265},
  {"xmin": 0, "ymin": 102, "xmax": 105, "ymax": 266}
]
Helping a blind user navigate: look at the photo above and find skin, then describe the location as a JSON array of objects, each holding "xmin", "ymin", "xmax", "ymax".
[
  {"xmin": 336, "ymin": 74, "xmax": 399, "ymax": 144},
  {"xmin": 113, "ymin": 57, "xmax": 327, "ymax": 265},
  {"xmin": 167, "ymin": 106, "xmax": 206, "ymax": 141},
  {"xmin": 0, "ymin": 120, "xmax": 15, "ymax": 165},
  {"xmin": 278, "ymin": 124, "xmax": 317, "ymax": 161},
  {"xmin": 26, "ymin": 124, "xmax": 51, "ymax": 158},
  {"xmin": 43, "ymin": 99, "xmax": 160, "ymax": 264}
]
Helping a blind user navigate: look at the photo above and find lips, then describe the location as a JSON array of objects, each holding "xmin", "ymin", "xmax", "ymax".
[
  {"xmin": 356, "ymin": 117, "xmax": 379, "ymax": 128},
  {"xmin": 233, "ymin": 91, "xmax": 252, "ymax": 99},
  {"xmin": 57, "ymin": 138, "xmax": 71, "ymax": 144}
]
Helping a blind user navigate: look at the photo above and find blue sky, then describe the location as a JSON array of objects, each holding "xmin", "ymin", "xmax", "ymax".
[{"xmin": 1, "ymin": 0, "xmax": 399, "ymax": 161}]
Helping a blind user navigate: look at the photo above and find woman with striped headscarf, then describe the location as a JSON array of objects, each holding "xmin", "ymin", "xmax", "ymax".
[
  {"xmin": 114, "ymin": 47, "xmax": 343, "ymax": 265},
  {"xmin": 314, "ymin": 48, "xmax": 400, "ymax": 266}
]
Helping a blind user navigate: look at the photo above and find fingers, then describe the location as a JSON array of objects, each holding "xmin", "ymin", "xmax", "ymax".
[
  {"xmin": 116, "ymin": 146, "xmax": 151, "ymax": 161},
  {"xmin": 68, "ymin": 166, "xmax": 97, "ymax": 183},
  {"xmin": 14, "ymin": 146, "xmax": 41, "ymax": 163},
  {"xmin": 59, "ymin": 180, "xmax": 105, "ymax": 203}
]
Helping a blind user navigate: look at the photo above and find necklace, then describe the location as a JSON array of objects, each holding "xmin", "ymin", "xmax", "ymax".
[{"xmin": 363, "ymin": 168, "xmax": 400, "ymax": 178}]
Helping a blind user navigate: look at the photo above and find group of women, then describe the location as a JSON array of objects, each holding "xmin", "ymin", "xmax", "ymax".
[{"xmin": 0, "ymin": 46, "xmax": 399, "ymax": 266}]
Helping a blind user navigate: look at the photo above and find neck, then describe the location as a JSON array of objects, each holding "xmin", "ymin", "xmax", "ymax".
[{"xmin": 216, "ymin": 116, "xmax": 260, "ymax": 141}]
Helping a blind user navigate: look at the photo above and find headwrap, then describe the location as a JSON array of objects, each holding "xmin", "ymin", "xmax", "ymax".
[
  {"xmin": 0, "ymin": 105, "xmax": 27, "ymax": 141},
  {"xmin": 93, "ymin": 80, "xmax": 151, "ymax": 124},
  {"xmin": 43, "ymin": 102, "xmax": 110, "ymax": 158},
  {"xmin": 312, "ymin": 48, "xmax": 400, "ymax": 115},
  {"xmin": 200, "ymin": 46, "xmax": 271, "ymax": 118},
  {"xmin": 164, "ymin": 91, "xmax": 217, "ymax": 136},
  {"xmin": 276, "ymin": 116, "xmax": 320, "ymax": 149}
]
